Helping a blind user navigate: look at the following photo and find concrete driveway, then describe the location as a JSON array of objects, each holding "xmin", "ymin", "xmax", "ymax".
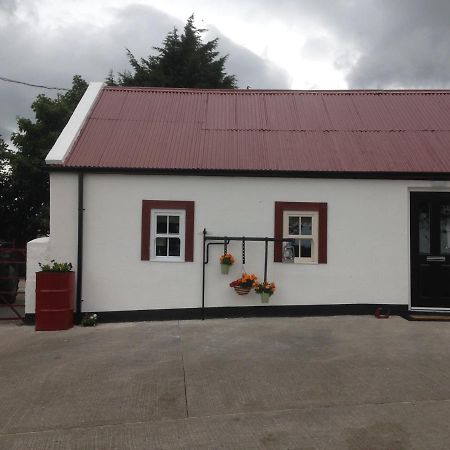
[{"xmin": 1, "ymin": 316, "xmax": 450, "ymax": 449}]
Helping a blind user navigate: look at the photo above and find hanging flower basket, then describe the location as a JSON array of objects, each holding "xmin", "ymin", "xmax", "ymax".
[
  {"xmin": 234, "ymin": 286, "xmax": 251, "ymax": 295},
  {"xmin": 255, "ymin": 281, "xmax": 276, "ymax": 303},
  {"xmin": 220, "ymin": 253, "xmax": 235, "ymax": 274},
  {"xmin": 229, "ymin": 273, "xmax": 258, "ymax": 296}
]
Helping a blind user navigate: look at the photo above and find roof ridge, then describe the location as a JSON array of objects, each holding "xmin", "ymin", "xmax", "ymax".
[
  {"xmin": 199, "ymin": 129, "xmax": 450, "ymax": 132},
  {"xmin": 102, "ymin": 86, "xmax": 450, "ymax": 95}
]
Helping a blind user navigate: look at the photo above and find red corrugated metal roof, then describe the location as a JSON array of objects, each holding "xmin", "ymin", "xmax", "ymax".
[{"xmin": 64, "ymin": 87, "xmax": 450, "ymax": 174}]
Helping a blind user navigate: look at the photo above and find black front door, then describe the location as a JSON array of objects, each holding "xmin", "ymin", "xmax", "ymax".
[{"xmin": 411, "ymin": 192, "xmax": 450, "ymax": 309}]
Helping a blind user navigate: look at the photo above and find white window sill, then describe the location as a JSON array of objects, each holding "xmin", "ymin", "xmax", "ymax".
[{"xmin": 150, "ymin": 257, "xmax": 185, "ymax": 263}]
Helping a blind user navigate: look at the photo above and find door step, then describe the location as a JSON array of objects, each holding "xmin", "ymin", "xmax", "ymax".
[{"xmin": 406, "ymin": 313, "xmax": 450, "ymax": 321}]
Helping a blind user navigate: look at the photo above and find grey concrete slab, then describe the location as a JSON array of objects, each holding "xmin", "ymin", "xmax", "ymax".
[
  {"xmin": 1, "ymin": 400, "xmax": 450, "ymax": 449},
  {"xmin": 180, "ymin": 317, "xmax": 450, "ymax": 416},
  {"xmin": 1, "ymin": 316, "xmax": 450, "ymax": 449},
  {"xmin": 0, "ymin": 322, "xmax": 187, "ymax": 435}
]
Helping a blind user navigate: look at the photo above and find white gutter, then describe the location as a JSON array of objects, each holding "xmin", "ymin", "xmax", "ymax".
[{"xmin": 45, "ymin": 81, "xmax": 104, "ymax": 165}]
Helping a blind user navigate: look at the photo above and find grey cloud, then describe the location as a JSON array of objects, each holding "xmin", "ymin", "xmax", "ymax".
[
  {"xmin": 0, "ymin": 0, "xmax": 17, "ymax": 14},
  {"xmin": 206, "ymin": 27, "xmax": 290, "ymax": 89},
  {"xmin": 346, "ymin": 0, "xmax": 450, "ymax": 88},
  {"xmin": 228, "ymin": 0, "xmax": 450, "ymax": 89},
  {"xmin": 301, "ymin": 37, "xmax": 334, "ymax": 61},
  {"xmin": 295, "ymin": 0, "xmax": 450, "ymax": 88}
]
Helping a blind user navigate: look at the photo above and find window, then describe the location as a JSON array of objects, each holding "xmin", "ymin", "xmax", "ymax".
[
  {"xmin": 152, "ymin": 210, "xmax": 185, "ymax": 261},
  {"xmin": 141, "ymin": 201, "xmax": 194, "ymax": 262},
  {"xmin": 284, "ymin": 211, "xmax": 318, "ymax": 263},
  {"xmin": 274, "ymin": 202, "xmax": 327, "ymax": 264}
]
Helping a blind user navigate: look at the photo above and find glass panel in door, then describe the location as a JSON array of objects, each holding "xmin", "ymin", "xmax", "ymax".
[
  {"xmin": 419, "ymin": 201, "xmax": 431, "ymax": 254},
  {"xmin": 440, "ymin": 200, "xmax": 450, "ymax": 255}
]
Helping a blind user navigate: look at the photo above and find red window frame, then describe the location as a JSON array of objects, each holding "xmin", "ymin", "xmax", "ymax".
[
  {"xmin": 274, "ymin": 202, "xmax": 328, "ymax": 263},
  {"xmin": 141, "ymin": 200, "xmax": 195, "ymax": 262}
]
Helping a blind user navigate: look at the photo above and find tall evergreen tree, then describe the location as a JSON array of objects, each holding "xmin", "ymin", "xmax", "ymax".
[
  {"xmin": 0, "ymin": 76, "xmax": 88, "ymax": 244},
  {"xmin": 107, "ymin": 15, "xmax": 237, "ymax": 88}
]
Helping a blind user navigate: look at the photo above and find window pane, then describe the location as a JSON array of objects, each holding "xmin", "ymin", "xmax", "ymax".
[
  {"xmin": 440, "ymin": 201, "xmax": 450, "ymax": 255},
  {"xmin": 419, "ymin": 201, "xmax": 430, "ymax": 254},
  {"xmin": 288, "ymin": 216, "xmax": 300, "ymax": 235},
  {"xmin": 168, "ymin": 216, "xmax": 180, "ymax": 234},
  {"xmin": 293, "ymin": 239, "xmax": 299, "ymax": 258},
  {"xmin": 169, "ymin": 238, "xmax": 181, "ymax": 256},
  {"xmin": 155, "ymin": 237, "xmax": 167, "ymax": 256},
  {"xmin": 300, "ymin": 239, "xmax": 312, "ymax": 258},
  {"xmin": 301, "ymin": 217, "xmax": 312, "ymax": 235},
  {"xmin": 156, "ymin": 216, "xmax": 167, "ymax": 234}
]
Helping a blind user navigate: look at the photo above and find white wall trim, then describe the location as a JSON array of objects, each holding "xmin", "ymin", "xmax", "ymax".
[
  {"xmin": 25, "ymin": 237, "xmax": 50, "ymax": 314},
  {"xmin": 45, "ymin": 82, "xmax": 104, "ymax": 165}
]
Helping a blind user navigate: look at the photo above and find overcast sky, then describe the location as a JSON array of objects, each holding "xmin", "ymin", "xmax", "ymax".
[{"xmin": 2, "ymin": 0, "xmax": 450, "ymax": 142}]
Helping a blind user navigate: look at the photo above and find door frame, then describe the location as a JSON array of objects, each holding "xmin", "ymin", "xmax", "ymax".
[{"xmin": 409, "ymin": 189, "xmax": 450, "ymax": 312}]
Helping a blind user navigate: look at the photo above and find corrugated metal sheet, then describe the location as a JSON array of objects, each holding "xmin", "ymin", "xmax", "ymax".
[{"xmin": 64, "ymin": 87, "xmax": 450, "ymax": 173}]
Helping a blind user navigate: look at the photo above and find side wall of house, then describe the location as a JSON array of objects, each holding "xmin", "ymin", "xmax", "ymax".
[
  {"xmin": 44, "ymin": 173, "xmax": 450, "ymax": 313},
  {"xmin": 49, "ymin": 172, "xmax": 79, "ymax": 274},
  {"xmin": 25, "ymin": 173, "xmax": 79, "ymax": 315}
]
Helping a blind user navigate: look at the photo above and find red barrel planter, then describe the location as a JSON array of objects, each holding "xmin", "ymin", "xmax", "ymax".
[{"xmin": 35, "ymin": 271, "xmax": 75, "ymax": 331}]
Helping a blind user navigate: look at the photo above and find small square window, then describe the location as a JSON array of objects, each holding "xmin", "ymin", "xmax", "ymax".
[
  {"xmin": 151, "ymin": 209, "xmax": 186, "ymax": 261},
  {"xmin": 274, "ymin": 202, "xmax": 327, "ymax": 264},
  {"xmin": 141, "ymin": 200, "xmax": 194, "ymax": 262},
  {"xmin": 283, "ymin": 211, "xmax": 319, "ymax": 263}
]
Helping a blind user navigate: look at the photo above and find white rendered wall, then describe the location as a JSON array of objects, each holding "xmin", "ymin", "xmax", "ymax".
[
  {"xmin": 25, "ymin": 174, "xmax": 79, "ymax": 313},
  {"xmin": 49, "ymin": 172, "xmax": 79, "ymax": 267},
  {"xmin": 46, "ymin": 174, "xmax": 450, "ymax": 313},
  {"xmin": 25, "ymin": 237, "xmax": 50, "ymax": 314}
]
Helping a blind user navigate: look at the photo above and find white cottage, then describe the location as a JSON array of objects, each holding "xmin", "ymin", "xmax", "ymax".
[{"xmin": 25, "ymin": 83, "xmax": 450, "ymax": 322}]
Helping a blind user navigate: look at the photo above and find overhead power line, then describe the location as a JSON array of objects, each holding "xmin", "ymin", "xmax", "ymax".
[{"xmin": 0, "ymin": 76, "xmax": 69, "ymax": 91}]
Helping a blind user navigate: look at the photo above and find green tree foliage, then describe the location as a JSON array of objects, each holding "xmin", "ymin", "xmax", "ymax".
[
  {"xmin": 0, "ymin": 136, "xmax": 13, "ymax": 242},
  {"xmin": 107, "ymin": 15, "xmax": 237, "ymax": 88},
  {"xmin": 0, "ymin": 136, "xmax": 10, "ymax": 175},
  {"xmin": 0, "ymin": 76, "xmax": 88, "ymax": 244}
]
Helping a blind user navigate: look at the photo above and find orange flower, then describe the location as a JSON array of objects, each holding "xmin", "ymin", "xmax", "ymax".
[
  {"xmin": 235, "ymin": 272, "xmax": 258, "ymax": 288},
  {"xmin": 254, "ymin": 280, "xmax": 276, "ymax": 295},
  {"xmin": 220, "ymin": 253, "xmax": 235, "ymax": 265}
]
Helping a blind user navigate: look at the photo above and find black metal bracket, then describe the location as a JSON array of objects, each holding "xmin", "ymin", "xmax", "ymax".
[
  {"xmin": 201, "ymin": 228, "xmax": 294, "ymax": 320},
  {"xmin": 204, "ymin": 240, "xmax": 230, "ymax": 265}
]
